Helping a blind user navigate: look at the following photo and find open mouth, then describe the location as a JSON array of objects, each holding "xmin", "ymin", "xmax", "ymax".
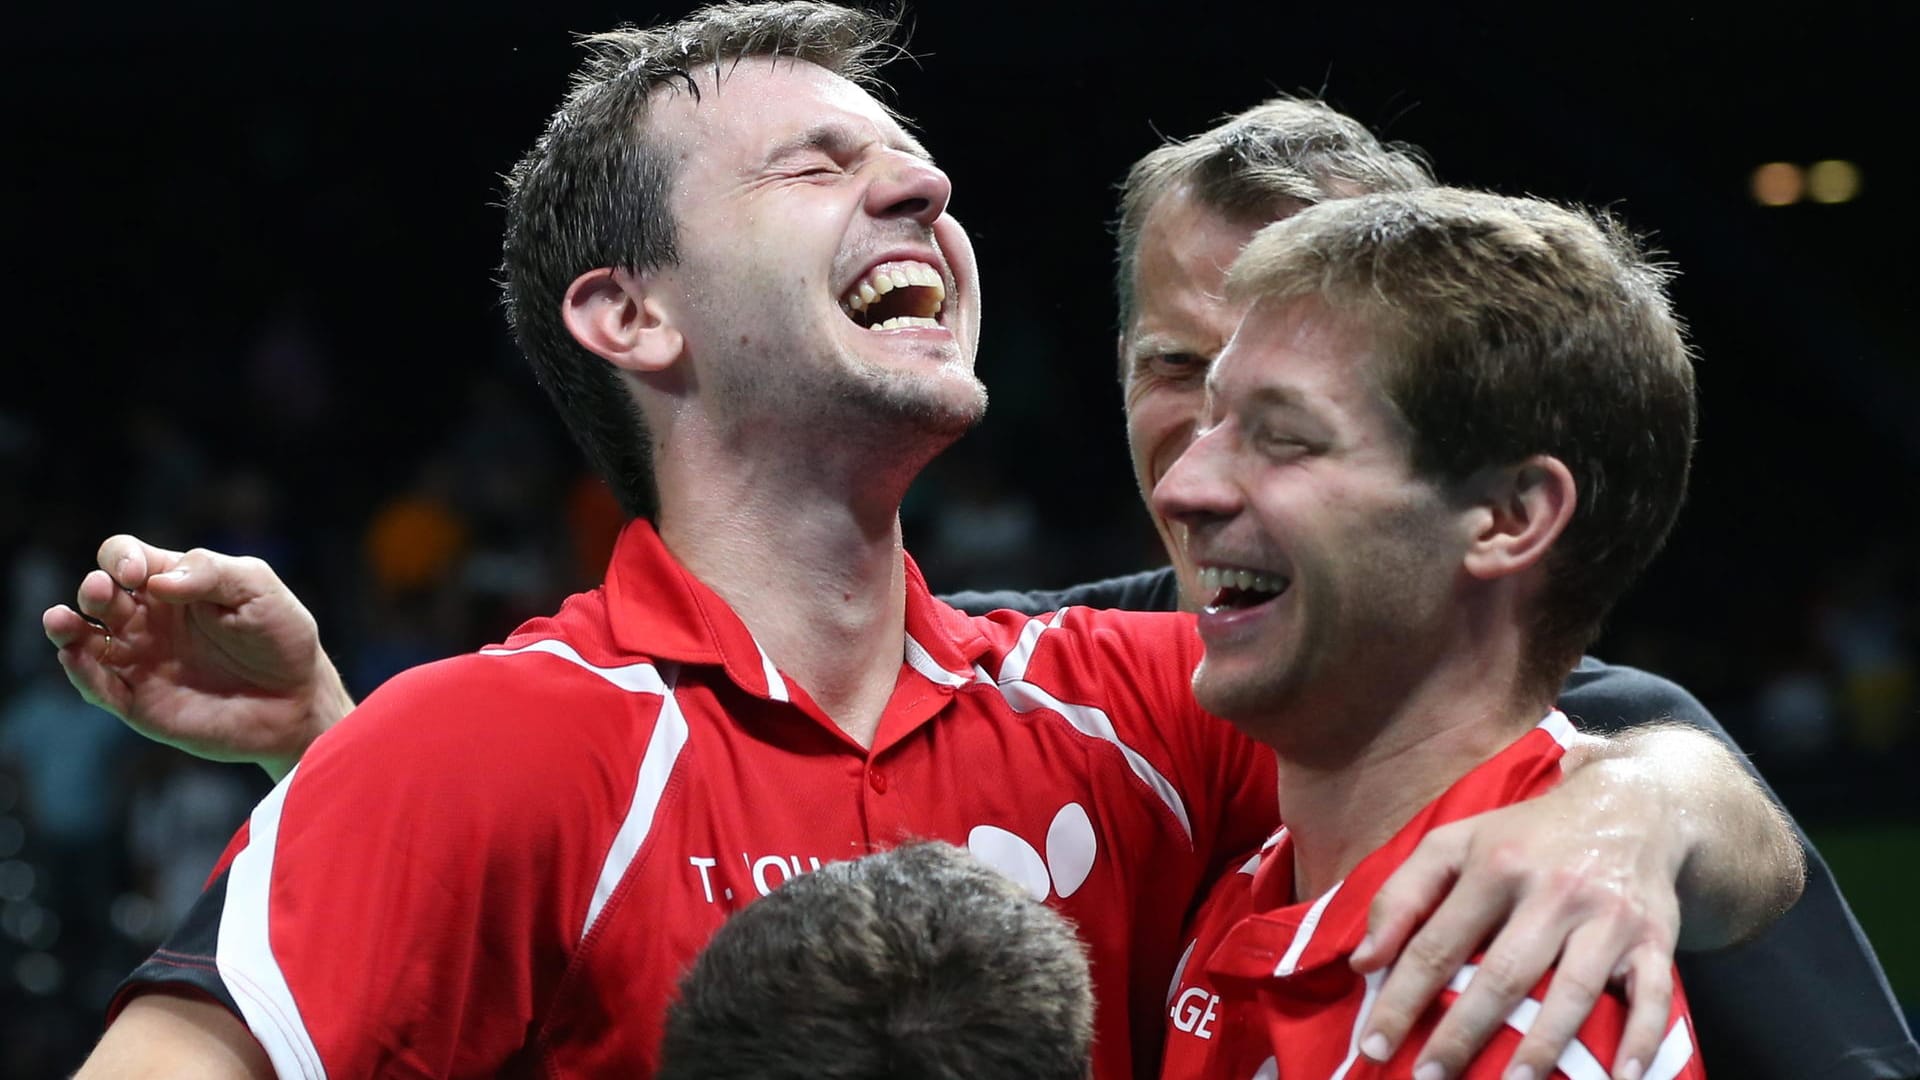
[
  {"xmin": 840, "ymin": 259, "xmax": 947, "ymax": 331},
  {"xmin": 1196, "ymin": 565, "xmax": 1290, "ymax": 616}
]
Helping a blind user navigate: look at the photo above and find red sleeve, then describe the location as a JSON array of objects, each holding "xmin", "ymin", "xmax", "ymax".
[{"xmin": 126, "ymin": 651, "xmax": 661, "ymax": 1076}]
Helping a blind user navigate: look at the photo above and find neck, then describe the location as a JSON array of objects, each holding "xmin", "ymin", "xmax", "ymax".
[
  {"xmin": 1273, "ymin": 608, "xmax": 1554, "ymax": 901},
  {"xmin": 651, "ymin": 413, "xmax": 944, "ymax": 749}
]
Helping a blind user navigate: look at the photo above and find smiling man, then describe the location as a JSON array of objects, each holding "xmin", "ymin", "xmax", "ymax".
[
  {"xmin": 940, "ymin": 98, "xmax": 1913, "ymax": 1080},
  {"xmin": 1155, "ymin": 189, "xmax": 1713, "ymax": 1080},
  {"xmin": 70, "ymin": 8, "xmax": 1272, "ymax": 1076}
]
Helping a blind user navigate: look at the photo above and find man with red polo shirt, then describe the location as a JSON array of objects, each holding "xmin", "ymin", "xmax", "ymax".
[
  {"xmin": 1155, "ymin": 189, "xmax": 1718, "ymax": 1080},
  {"xmin": 56, "ymin": 5, "xmax": 1798, "ymax": 1078},
  {"xmin": 65, "ymin": 8, "xmax": 1276, "ymax": 1075}
]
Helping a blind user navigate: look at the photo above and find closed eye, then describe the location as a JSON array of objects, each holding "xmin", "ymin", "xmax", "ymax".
[
  {"xmin": 1139, "ymin": 351, "xmax": 1210, "ymax": 381},
  {"xmin": 1252, "ymin": 427, "xmax": 1318, "ymax": 460}
]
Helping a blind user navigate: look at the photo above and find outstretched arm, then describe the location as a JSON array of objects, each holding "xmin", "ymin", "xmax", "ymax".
[
  {"xmin": 42, "ymin": 535, "xmax": 356, "ymax": 781},
  {"xmin": 1353, "ymin": 724, "xmax": 1801, "ymax": 1080}
]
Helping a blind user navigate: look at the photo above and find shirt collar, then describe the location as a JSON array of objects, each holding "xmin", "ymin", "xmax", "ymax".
[
  {"xmin": 1214, "ymin": 712, "xmax": 1573, "ymax": 982},
  {"xmin": 601, "ymin": 519, "xmax": 987, "ymax": 698}
]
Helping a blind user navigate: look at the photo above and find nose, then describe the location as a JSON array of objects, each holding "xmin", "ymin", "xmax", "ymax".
[
  {"xmin": 1153, "ymin": 422, "xmax": 1242, "ymax": 532},
  {"xmin": 865, "ymin": 151, "xmax": 952, "ymax": 226}
]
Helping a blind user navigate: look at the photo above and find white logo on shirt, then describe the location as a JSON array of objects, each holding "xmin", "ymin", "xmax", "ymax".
[
  {"xmin": 688, "ymin": 852, "xmax": 826, "ymax": 906},
  {"xmin": 1170, "ymin": 986, "xmax": 1222, "ymax": 1038},
  {"xmin": 679, "ymin": 802, "xmax": 1097, "ymax": 910},
  {"xmin": 965, "ymin": 802, "xmax": 1097, "ymax": 901}
]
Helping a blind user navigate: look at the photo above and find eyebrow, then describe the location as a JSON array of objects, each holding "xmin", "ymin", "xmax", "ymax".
[
  {"xmin": 1127, "ymin": 332, "xmax": 1189, "ymax": 355},
  {"xmin": 1208, "ymin": 379, "xmax": 1312, "ymax": 417},
  {"xmin": 763, "ymin": 123, "xmax": 933, "ymax": 169}
]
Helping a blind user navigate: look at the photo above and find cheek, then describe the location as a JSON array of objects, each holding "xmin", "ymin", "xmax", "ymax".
[
  {"xmin": 1126, "ymin": 391, "xmax": 1199, "ymax": 490},
  {"xmin": 934, "ymin": 216, "xmax": 981, "ymax": 308}
]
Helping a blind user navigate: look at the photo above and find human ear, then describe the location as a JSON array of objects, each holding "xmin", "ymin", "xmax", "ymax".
[
  {"xmin": 1460, "ymin": 455, "xmax": 1577, "ymax": 581},
  {"xmin": 561, "ymin": 266, "xmax": 683, "ymax": 374}
]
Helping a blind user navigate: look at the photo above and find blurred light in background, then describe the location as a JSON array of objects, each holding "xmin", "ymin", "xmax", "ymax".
[
  {"xmin": 1807, "ymin": 159, "xmax": 1863, "ymax": 203},
  {"xmin": 14, "ymin": 951, "xmax": 64, "ymax": 996},
  {"xmin": 1752, "ymin": 161, "xmax": 1806, "ymax": 206}
]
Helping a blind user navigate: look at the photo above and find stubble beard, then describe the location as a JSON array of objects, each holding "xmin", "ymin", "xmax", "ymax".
[
  {"xmin": 705, "ymin": 267, "xmax": 985, "ymax": 454},
  {"xmin": 830, "ymin": 357, "xmax": 986, "ymax": 443},
  {"xmin": 1198, "ymin": 533, "xmax": 1456, "ymax": 760}
]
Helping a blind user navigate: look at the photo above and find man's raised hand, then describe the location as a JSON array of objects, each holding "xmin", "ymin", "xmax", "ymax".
[{"xmin": 43, "ymin": 535, "xmax": 355, "ymax": 781}]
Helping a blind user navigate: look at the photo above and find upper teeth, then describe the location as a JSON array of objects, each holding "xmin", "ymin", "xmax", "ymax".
[
  {"xmin": 1197, "ymin": 566, "xmax": 1287, "ymax": 595},
  {"xmin": 843, "ymin": 259, "xmax": 946, "ymax": 318}
]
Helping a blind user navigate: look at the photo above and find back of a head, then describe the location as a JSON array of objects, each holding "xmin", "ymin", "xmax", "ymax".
[
  {"xmin": 657, "ymin": 842, "xmax": 1094, "ymax": 1080},
  {"xmin": 1225, "ymin": 187, "xmax": 1697, "ymax": 690},
  {"xmin": 1114, "ymin": 95, "xmax": 1436, "ymax": 328}
]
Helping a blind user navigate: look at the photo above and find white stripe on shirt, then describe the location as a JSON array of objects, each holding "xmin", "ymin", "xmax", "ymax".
[
  {"xmin": 217, "ymin": 766, "xmax": 328, "ymax": 1079},
  {"xmin": 480, "ymin": 641, "xmax": 688, "ymax": 943},
  {"xmin": 976, "ymin": 613, "xmax": 1194, "ymax": 843}
]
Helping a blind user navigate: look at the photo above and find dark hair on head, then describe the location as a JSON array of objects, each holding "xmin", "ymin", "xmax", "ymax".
[
  {"xmin": 1114, "ymin": 95, "xmax": 1434, "ymax": 344},
  {"xmin": 1227, "ymin": 188, "xmax": 1697, "ymax": 691},
  {"xmin": 657, "ymin": 841, "xmax": 1094, "ymax": 1080},
  {"xmin": 501, "ymin": 2, "xmax": 905, "ymax": 519}
]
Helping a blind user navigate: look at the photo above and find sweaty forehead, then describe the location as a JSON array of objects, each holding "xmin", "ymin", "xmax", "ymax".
[{"xmin": 1213, "ymin": 297, "xmax": 1394, "ymax": 408}]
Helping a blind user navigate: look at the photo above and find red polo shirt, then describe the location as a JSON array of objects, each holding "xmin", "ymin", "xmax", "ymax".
[
  {"xmin": 1160, "ymin": 712, "xmax": 1705, "ymax": 1080},
  {"xmin": 116, "ymin": 520, "xmax": 1276, "ymax": 1078}
]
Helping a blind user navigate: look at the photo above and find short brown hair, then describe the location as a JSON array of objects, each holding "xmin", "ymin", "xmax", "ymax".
[
  {"xmin": 501, "ymin": 2, "xmax": 904, "ymax": 518},
  {"xmin": 657, "ymin": 842, "xmax": 1094, "ymax": 1080},
  {"xmin": 1114, "ymin": 96, "xmax": 1434, "ymax": 336},
  {"xmin": 1227, "ymin": 188, "xmax": 1697, "ymax": 687}
]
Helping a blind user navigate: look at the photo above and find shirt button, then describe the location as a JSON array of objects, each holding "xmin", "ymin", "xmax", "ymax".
[{"xmin": 868, "ymin": 768, "xmax": 888, "ymax": 794}]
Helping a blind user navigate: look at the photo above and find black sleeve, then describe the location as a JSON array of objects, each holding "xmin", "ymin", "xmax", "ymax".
[
  {"xmin": 109, "ymin": 864, "xmax": 242, "ymax": 1021},
  {"xmin": 940, "ymin": 566, "xmax": 1182, "ymax": 617},
  {"xmin": 1560, "ymin": 656, "xmax": 1920, "ymax": 1080}
]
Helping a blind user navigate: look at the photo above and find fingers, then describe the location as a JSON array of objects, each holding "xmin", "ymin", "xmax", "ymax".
[
  {"xmin": 1608, "ymin": 945, "xmax": 1675, "ymax": 1080},
  {"xmin": 46, "ymin": 600, "xmax": 132, "ymax": 715},
  {"xmin": 76, "ymin": 569, "xmax": 139, "ymax": 629},
  {"xmin": 1361, "ymin": 857, "xmax": 1511, "ymax": 1070},
  {"xmin": 1490, "ymin": 919, "xmax": 1622, "ymax": 1080},
  {"xmin": 1417, "ymin": 908, "xmax": 1571, "ymax": 1078},
  {"xmin": 42, "ymin": 603, "xmax": 100, "ymax": 649},
  {"xmin": 145, "ymin": 549, "xmax": 282, "ymax": 609},
  {"xmin": 48, "ymin": 621, "xmax": 132, "ymax": 717},
  {"xmin": 1356, "ymin": 828, "xmax": 1466, "ymax": 973},
  {"xmin": 96, "ymin": 534, "xmax": 184, "ymax": 591},
  {"xmin": 83, "ymin": 536, "xmax": 274, "ymax": 612}
]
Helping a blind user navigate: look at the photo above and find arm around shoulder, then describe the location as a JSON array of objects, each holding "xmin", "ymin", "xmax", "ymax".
[
  {"xmin": 1560, "ymin": 659, "xmax": 1806, "ymax": 946},
  {"xmin": 1583, "ymin": 723, "xmax": 1805, "ymax": 949}
]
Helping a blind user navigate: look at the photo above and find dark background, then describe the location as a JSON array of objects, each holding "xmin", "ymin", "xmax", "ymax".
[{"xmin": 1, "ymin": 1, "xmax": 1914, "ymax": 1074}]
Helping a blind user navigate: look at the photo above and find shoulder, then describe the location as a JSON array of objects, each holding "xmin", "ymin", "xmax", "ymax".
[
  {"xmin": 358, "ymin": 642, "xmax": 665, "ymax": 727},
  {"xmin": 1559, "ymin": 656, "xmax": 1728, "ymax": 739},
  {"xmin": 309, "ymin": 640, "xmax": 677, "ymax": 809},
  {"xmin": 968, "ymin": 607, "xmax": 1241, "ymax": 775},
  {"xmin": 969, "ymin": 606, "xmax": 1200, "ymax": 692}
]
